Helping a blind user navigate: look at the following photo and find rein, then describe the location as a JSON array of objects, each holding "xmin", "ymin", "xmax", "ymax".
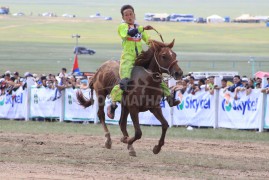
[{"xmin": 152, "ymin": 28, "xmax": 164, "ymax": 43}]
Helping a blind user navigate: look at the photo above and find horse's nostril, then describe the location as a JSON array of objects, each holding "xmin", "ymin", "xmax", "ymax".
[{"xmin": 174, "ymin": 72, "xmax": 180, "ymax": 78}]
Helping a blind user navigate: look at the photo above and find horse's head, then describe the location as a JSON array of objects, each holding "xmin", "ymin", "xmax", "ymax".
[{"xmin": 149, "ymin": 39, "xmax": 183, "ymax": 80}]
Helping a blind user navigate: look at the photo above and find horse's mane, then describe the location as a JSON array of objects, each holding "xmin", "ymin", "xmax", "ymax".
[{"xmin": 134, "ymin": 40, "xmax": 167, "ymax": 68}]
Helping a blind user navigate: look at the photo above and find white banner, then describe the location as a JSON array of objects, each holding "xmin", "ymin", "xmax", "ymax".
[
  {"xmin": 30, "ymin": 87, "xmax": 61, "ymax": 118},
  {"xmin": 218, "ymin": 89, "xmax": 262, "ymax": 129},
  {"xmin": 64, "ymin": 88, "xmax": 96, "ymax": 121},
  {"xmin": 173, "ymin": 90, "xmax": 215, "ymax": 127},
  {"xmin": 264, "ymin": 94, "xmax": 269, "ymax": 129},
  {"xmin": 0, "ymin": 87, "xmax": 26, "ymax": 119}
]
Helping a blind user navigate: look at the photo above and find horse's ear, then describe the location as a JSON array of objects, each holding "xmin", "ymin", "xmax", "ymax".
[{"xmin": 167, "ymin": 39, "xmax": 175, "ymax": 48}]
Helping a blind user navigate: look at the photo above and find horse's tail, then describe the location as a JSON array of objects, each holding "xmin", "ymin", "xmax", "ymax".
[{"xmin": 76, "ymin": 77, "xmax": 95, "ymax": 108}]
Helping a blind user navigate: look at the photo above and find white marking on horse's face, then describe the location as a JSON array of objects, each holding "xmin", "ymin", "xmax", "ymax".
[{"xmin": 169, "ymin": 50, "xmax": 173, "ymax": 57}]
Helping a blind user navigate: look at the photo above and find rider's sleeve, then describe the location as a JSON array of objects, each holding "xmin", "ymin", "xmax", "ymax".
[
  {"xmin": 118, "ymin": 23, "xmax": 129, "ymax": 39},
  {"xmin": 140, "ymin": 25, "xmax": 150, "ymax": 45}
]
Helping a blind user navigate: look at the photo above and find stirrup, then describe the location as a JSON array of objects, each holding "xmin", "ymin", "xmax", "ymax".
[{"xmin": 107, "ymin": 104, "xmax": 118, "ymax": 119}]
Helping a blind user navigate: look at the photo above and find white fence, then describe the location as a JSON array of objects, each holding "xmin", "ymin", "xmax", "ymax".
[{"xmin": 0, "ymin": 82, "xmax": 268, "ymax": 132}]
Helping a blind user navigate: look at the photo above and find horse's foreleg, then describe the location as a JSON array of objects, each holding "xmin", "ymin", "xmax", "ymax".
[
  {"xmin": 150, "ymin": 108, "xmax": 169, "ymax": 154},
  {"xmin": 119, "ymin": 106, "xmax": 129, "ymax": 144},
  {"xmin": 127, "ymin": 110, "xmax": 142, "ymax": 156},
  {"xmin": 97, "ymin": 96, "xmax": 112, "ymax": 149}
]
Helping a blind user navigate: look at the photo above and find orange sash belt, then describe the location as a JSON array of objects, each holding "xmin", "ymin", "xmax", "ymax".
[{"xmin": 126, "ymin": 37, "xmax": 141, "ymax": 42}]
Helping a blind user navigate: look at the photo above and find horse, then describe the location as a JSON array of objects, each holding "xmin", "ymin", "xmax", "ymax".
[{"xmin": 76, "ymin": 39, "xmax": 183, "ymax": 156}]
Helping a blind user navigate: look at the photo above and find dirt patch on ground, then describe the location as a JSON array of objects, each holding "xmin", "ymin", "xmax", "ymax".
[{"xmin": 1, "ymin": 132, "xmax": 269, "ymax": 179}]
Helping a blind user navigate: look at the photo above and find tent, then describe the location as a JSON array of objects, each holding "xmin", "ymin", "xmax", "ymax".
[
  {"xmin": 255, "ymin": 71, "xmax": 269, "ymax": 78},
  {"xmin": 206, "ymin": 14, "xmax": 224, "ymax": 23},
  {"xmin": 234, "ymin": 14, "xmax": 260, "ymax": 23},
  {"xmin": 152, "ymin": 13, "xmax": 169, "ymax": 21}
]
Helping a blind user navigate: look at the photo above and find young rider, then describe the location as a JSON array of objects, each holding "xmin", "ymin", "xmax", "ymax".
[{"xmin": 107, "ymin": 4, "xmax": 179, "ymax": 119}]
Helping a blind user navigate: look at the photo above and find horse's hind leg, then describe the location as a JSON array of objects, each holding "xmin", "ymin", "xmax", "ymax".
[
  {"xmin": 119, "ymin": 106, "xmax": 129, "ymax": 144},
  {"xmin": 150, "ymin": 108, "xmax": 169, "ymax": 154},
  {"xmin": 97, "ymin": 94, "xmax": 112, "ymax": 149}
]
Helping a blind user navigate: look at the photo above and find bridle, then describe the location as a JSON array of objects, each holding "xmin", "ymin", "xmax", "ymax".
[
  {"xmin": 151, "ymin": 28, "xmax": 178, "ymax": 75},
  {"xmin": 153, "ymin": 51, "xmax": 178, "ymax": 75}
]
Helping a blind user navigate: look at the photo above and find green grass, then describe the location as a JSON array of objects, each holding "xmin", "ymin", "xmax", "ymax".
[
  {"xmin": 1, "ymin": 120, "xmax": 269, "ymax": 142},
  {"xmin": 2, "ymin": 0, "xmax": 269, "ymax": 19},
  {"xmin": 0, "ymin": 0, "xmax": 269, "ymax": 76}
]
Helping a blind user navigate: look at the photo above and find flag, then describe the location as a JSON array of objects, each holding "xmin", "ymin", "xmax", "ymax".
[{"xmin": 72, "ymin": 54, "xmax": 80, "ymax": 73}]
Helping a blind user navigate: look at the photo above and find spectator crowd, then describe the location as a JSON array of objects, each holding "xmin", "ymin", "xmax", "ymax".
[
  {"xmin": 169, "ymin": 73, "xmax": 269, "ymax": 99},
  {"xmin": 0, "ymin": 68, "xmax": 91, "ymax": 97},
  {"xmin": 1, "ymin": 69, "xmax": 269, "ymax": 99}
]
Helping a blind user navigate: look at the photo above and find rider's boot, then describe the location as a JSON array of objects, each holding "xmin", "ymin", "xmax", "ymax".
[
  {"xmin": 107, "ymin": 102, "xmax": 118, "ymax": 119},
  {"xmin": 166, "ymin": 91, "xmax": 180, "ymax": 107},
  {"xmin": 119, "ymin": 78, "xmax": 131, "ymax": 91}
]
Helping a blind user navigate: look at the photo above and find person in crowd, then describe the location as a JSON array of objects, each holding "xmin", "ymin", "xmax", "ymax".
[
  {"xmin": 171, "ymin": 79, "xmax": 188, "ymax": 95},
  {"xmin": 50, "ymin": 74, "xmax": 59, "ymax": 89},
  {"xmin": 195, "ymin": 78, "xmax": 206, "ymax": 92},
  {"xmin": 10, "ymin": 72, "xmax": 21, "ymax": 92},
  {"xmin": 181, "ymin": 79, "xmax": 189, "ymax": 94},
  {"xmin": 13, "ymin": 72, "xmax": 20, "ymax": 84},
  {"xmin": 234, "ymin": 77, "xmax": 252, "ymax": 99},
  {"xmin": 4, "ymin": 73, "xmax": 14, "ymax": 95},
  {"xmin": 0, "ymin": 78, "xmax": 6, "ymax": 96},
  {"xmin": 80, "ymin": 78, "xmax": 89, "ymax": 90},
  {"xmin": 40, "ymin": 76, "xmax": 47, "ymax": 88},
  {"xmin": 261, "ymin": 77, "xmax": 269, "ymax": 94},
  {"xmin": 46, "ymin": 79, "xmax": 55, "ymax": 89},
  {"xmin": 254, "ymin": 77, "xmax": 262, "ymax": 88},
  {"xmin": 171, "ymin": 80, "xmax": 181, "ymax": 91},
  {"xmin": 59, "ymin": 68, "xmax": 68, "ymax": 78},
  {"xmin": 3, "ymin": 72, "xmax": 18, "ymax": 95},
  {"xmin": 64, "ymin": 76, "xmax": 77, "ymax": 89},
  {"xmin": 224, "ymin": 75, "xmax": 243, "ymax": 93},
  {"xmin": 205, "ymin": 76, "xmax": 215, "ymax": 95},
  {"xmin": 206, "ymin": 76, "xmax": 215, "ymax": 89},
  {"xmin": 214, "ymin": 78, "xmax": 228, "ymax": 90},
  {"xmin": 186, "ymin": 76, "xmax": 195, "ymax": 94},
  {"xmin": 241, "ymin": 77, "xmax": 248, "ymax": 87},
  {"xmin": 248, "ymin": 79, "xmax": 255, "ymax": 89},
  {"xmin": 255, "ymin": 82, "xmax": 261, "ymax": 89},
  {"xmin": 35, "ymin": 75, "xmax": 42, "ymax": 88}
]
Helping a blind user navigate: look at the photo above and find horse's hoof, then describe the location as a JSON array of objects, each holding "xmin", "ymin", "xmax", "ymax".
[
  {"xmin": 120, "ymin": 136, "xmax": 128, "ymax": 144},
  {"xmin": 105, "ymin": 139, "xmax": 112, "ymax": 149},
  {"xmin": 129, "ymin": 150, "xmax": 136, "ymax": 157},
  {"xmin": 153, "ymin": 145, "xmax": 161, "ymax": 154},
  {"xmin": 128, "ymin": 144, "xmax": 136, "ymax": 157},
  {"xmin": 104, "ymin": 132, "xmax": 112, "ymax": 149}
]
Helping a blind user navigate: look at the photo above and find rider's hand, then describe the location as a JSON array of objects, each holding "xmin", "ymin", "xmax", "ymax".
[{"xmin": 143, "ymin": 25, "xmax": 154, "ymax": 30}]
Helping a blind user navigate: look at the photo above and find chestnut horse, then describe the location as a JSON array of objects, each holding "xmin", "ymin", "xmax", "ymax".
[{"xmin": 77, "ymin": 39, "xmax": 183, "ymax": 156}]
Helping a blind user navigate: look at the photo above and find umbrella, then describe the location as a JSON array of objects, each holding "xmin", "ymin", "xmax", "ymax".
[{"xmin": 255, "ymin": 71, "xmax": 269, "ymax": 78}]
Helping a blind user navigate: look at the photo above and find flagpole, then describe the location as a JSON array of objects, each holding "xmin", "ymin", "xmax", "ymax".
[
  {"xmin": 72, "ymin": 34, "xmax": 80, "ymax": 74},
  {"xmin": 72, "ymin": 34, "xmax": 80, "ymax": 54}
]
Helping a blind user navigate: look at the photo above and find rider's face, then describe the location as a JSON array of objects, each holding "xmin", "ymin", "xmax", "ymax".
[{"xmin": 122, "ymin": 9, "xmax": 135, "ymax": 25}]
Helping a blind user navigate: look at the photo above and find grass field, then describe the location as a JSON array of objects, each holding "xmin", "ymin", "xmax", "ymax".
[
  {"xmin": 0, "ymin": 0, "xmax": 269, "ymax": 76},
  {"xmin": 1, "ymin": 120, "xmax": 269, "ymax": 142}
]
